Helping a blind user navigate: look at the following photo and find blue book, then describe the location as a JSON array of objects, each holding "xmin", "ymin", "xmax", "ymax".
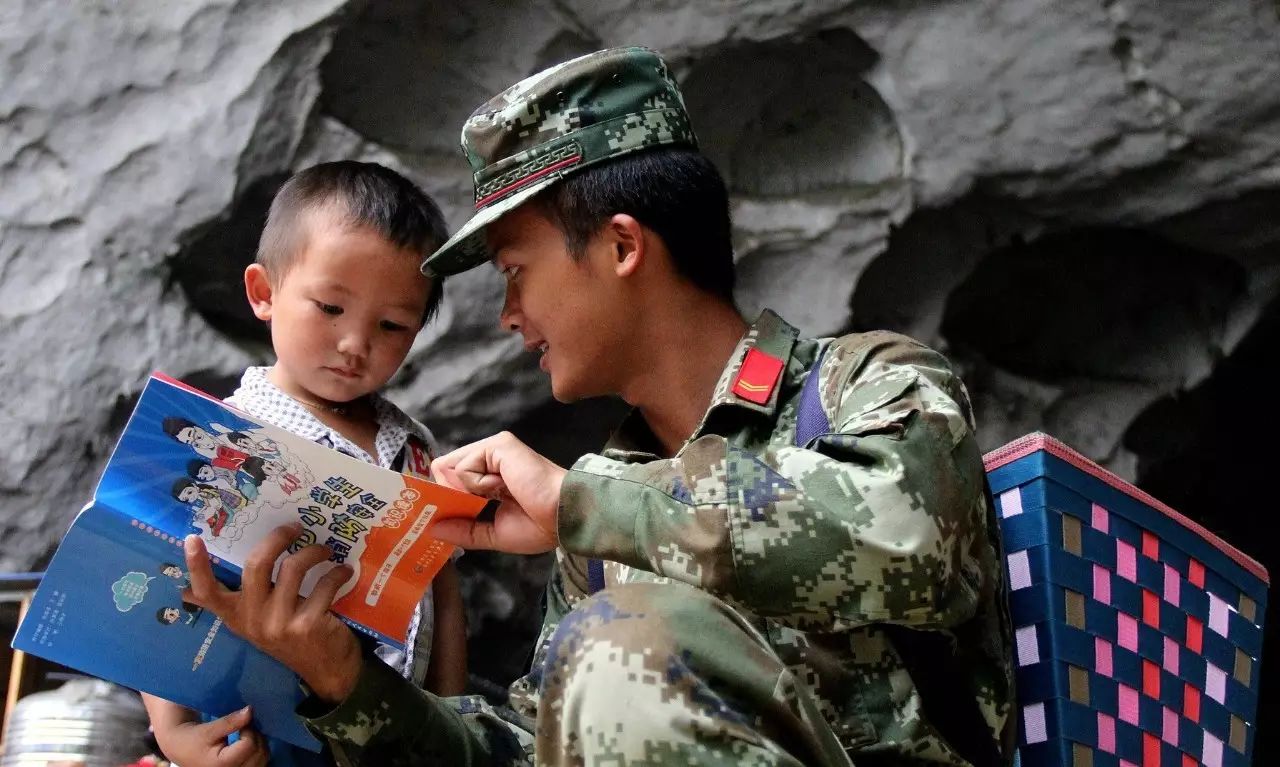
[{"xmin": 12, "ymin": 373, "xmax": 488, "ymax": 751}]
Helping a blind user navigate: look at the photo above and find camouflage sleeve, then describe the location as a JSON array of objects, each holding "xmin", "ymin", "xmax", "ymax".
[
  {"xmin": 300, "ymin": 652, "xmax": 534, "ymax": 766},
  {"xmin": 557, "ymin": 332, "xmax": 992, "ymax": 631}
]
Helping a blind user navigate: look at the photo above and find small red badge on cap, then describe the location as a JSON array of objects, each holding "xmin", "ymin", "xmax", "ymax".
[{"xmin": 731, "ymin": 348, "xmax": 784, "ymax": 405}]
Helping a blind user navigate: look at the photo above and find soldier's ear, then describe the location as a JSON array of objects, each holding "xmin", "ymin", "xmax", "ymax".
[
  {"xmin": 244, "ymin": 263, "xmax": 275, "ymax": 321},
  {"xmin": 606, "ymin": 213, "xmax": 644, "ymax": 278}
]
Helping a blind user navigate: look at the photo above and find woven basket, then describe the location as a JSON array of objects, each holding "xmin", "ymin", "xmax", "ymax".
[{"xmin": 985, "ymin": 433, "xmax": 1268, "ymax": 767}]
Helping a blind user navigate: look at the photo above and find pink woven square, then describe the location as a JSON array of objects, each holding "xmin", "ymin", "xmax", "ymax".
[
  {"xmin": 1163, "ymin": 636, "xmax": 1179, "ymax": 676},
  {"xmin": 1015, "ymin": 625, "xmax": 1039, "ymax": 667},
  {"xmin": 1024, "ymin": 702, "xmax": 1047, "ymax": 744},
  {"xmin": 1007, "ymin": 550, "xmax": 1031, "ymax": 591},
  {"xmin": 1163, "ymin": 563, "xmax": 1180, "ymax": 606},
  {"xmin": 1091, "ymin": 503, "xmax": 1109, "ymax": 532},
  {"xmin": 1162, "ymin": 706, "xmax": 1178, "ymax": 746},
  {"xmin": 1208, "ymin": 592, "xmax": 1230, "ymax": 637},
  {"xmin": 1000, "ymin": 488, "xmax": 1023, "ymax": 518},
  {"xmin": 1093, "ymin": 563, "xmax": 1111, "ymax": 604},
  {"xmin": 1116, "ymin": 539, "xmax": 1137, "ymax": 581},
  {"xmin": 1203, "ymin": 731, "xmax": 1223, "ymax": 767},
  {"xmin": 1095, "ymin": 637, "xmax": 1113, "ymax": 678},
  {"xmin": 1118, "ymin": 683, "xmax": 1140, "ymax": 725},
  {"xmin": 1206, "ymin": 662, "xmax": 1226, "ymax": 704},
  {"xmin": 1118, "ymin": 612, "xmax": 1138, "ymax": 651},
  {"xmin": 1098, "ymin": 712, "xmax": 1116, "ymax": 753}
]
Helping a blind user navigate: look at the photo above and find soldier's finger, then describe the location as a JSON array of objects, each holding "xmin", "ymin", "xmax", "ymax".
[
  {"xmin": 432, "ymin": 434, "xmax": 504, "ymax": 478},
  {"xmin": 241, "ymin": 523, "xmax": 304, "ymax": 599},
  {"xmin": 298, "ymin": 563, "xmax": 354, "ymax": 622},
  {"xmin": 430, "ymin": 517, "xmax": 499, "ymax": 551},
  {"xmin": 270, "ymin": 543, "xmax": 335, "ymax": 614},
  {"xmin": 183, "ymin": 535, "xmax": 233, "ymax": 612}
]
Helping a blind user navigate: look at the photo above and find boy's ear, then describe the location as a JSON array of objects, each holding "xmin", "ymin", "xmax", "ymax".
[
  {"xmin": 243, "ymin": 263, "xmax": 275, "ymax": 321},
  {"xmin": 606, "ymin": 213, "xmax": 645, "ymax": 279}
]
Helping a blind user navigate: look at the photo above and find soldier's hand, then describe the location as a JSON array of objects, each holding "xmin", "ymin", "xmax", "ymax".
[
  {"xmin": 430, "ymin": 431, "xmax": 564, "ymax": 554},
  {"xmin": 182, "ymin": 524, "xmax": 363, "ymax": 703}
]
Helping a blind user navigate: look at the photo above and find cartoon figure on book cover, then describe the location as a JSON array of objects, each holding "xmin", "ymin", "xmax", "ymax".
[
  {"xmin": 158, "ymin": 562, "xmax": 190, "ymax": 588},
  {"xmin": 111, "ymin": 567, "xmax": 203, "ymax": 627},
  {"xmin": 162, "ymin": 415, "xmax": 314, "ymax": 547}
]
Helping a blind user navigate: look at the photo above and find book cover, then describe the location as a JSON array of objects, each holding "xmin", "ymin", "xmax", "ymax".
[{"xmin": 12, "ymin": 372, "xmax": 490, "ymax": 750}]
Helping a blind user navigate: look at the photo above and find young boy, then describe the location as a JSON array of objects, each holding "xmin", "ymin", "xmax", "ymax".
[{"xmin": 141, "ymin": 161, "xmax": 467, "ymax": 767}]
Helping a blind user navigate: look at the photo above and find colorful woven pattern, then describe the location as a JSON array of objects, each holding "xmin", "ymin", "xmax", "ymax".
[{"xmin": 986, "ymin": 434, "xmax": 1268, "ymax": 767}]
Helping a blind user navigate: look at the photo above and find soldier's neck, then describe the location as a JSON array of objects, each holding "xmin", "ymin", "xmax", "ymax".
[{"xmin": 625, "ymin": 299, "xmax": 747, "ymax": 458}]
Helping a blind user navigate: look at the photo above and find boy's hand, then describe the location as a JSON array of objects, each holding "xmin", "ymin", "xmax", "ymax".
[
  {"xmin": 429, "ymin": 431, "xmax": 565, "ymax": 554},
  {"xmin": 182, "ymin": 525, "xmax": 363, "ymax": 703},
  {"xmin": 150, "ymin": 704, "xmax": 270, "ymax": 767}
]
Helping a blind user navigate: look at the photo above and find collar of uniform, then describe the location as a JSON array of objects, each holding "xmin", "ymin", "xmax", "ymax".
[
  {"xmin": 600, "ymin": 309, "xmax": 798, "ymax": 461},
  {"xmin": 707, "ymin": 308, "xmax": 798, "ymax": 417}
]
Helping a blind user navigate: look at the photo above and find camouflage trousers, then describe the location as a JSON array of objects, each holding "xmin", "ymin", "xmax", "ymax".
[{"xmin": 532, "ymin": 582, "xmax": 854, "ymax": 767}]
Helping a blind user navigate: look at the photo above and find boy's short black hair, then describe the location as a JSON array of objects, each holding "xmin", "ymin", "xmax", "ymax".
[
  {"xmin": 186, "ymin": 459, "xmax": 209, "ymax": 479},
  {"xmin": 257, "ymin": 161, "xmax": 451, "ymax": 324},
  {"xmin": 532, "ymin": 148, "xmax": 736, "ymax": 304}
]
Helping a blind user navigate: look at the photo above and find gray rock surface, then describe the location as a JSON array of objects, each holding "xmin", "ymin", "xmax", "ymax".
[{"xmin": 3, "ymin": 0, "xmax": 1278, "ymax": 750}]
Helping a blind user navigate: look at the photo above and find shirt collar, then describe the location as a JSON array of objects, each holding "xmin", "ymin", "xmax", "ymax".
[
  {"xmin": 603, "ymin": 309, "xmax": 799, "ymax": 459},
  {"xmin": 228, "ymin": 367, "xmax": 434, "ymax": 468}
]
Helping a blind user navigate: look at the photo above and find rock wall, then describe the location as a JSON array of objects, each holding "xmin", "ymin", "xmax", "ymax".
[{"xmin": 3, "ymin": 0, "xmax": 1278, "ymax": 754}]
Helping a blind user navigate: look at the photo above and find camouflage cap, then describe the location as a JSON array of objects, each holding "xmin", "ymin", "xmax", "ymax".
[{"xmin": 422, "ymin": 46, "xmax": 698, "ymax": 277}]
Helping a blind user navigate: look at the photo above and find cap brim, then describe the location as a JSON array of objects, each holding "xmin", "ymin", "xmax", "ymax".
[{"xmin": 421, "ymin": 181, "xmax": 551, "ymax": 278}]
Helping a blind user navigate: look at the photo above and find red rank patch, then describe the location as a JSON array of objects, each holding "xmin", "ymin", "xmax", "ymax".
[{"xmin": 731, "ymin": 348, "xmax": 784, "ymax": 405}]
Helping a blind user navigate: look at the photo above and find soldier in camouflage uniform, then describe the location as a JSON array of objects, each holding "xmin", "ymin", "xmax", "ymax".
[{"xmin": 185, "ymin": 47, "xmax": 1016, "ymax": 766}]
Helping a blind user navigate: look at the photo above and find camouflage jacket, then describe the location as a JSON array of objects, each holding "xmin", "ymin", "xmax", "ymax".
[{"xmin": 303, "ymin": 309, "xmax": 1016, "ymax": 766}]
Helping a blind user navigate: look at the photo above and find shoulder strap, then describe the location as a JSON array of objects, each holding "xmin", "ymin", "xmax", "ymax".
[
  {"xmin": 795, "ymin": 348, "xmax": 1005, "ymax": 767},
  {"xmin": 586, "ymin": 558, "xmax": 606, "ymax": 595},
  {"xmin": 794, "ymin": 346, "xmax": 831, "ymax": 447}
]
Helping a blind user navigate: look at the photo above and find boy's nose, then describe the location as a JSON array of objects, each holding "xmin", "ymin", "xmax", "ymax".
[{"xmin": 336, "ymin": 326, "xmax": 371, "ymax": 359}]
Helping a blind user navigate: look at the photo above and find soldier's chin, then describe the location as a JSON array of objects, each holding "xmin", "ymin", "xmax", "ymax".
[{"xmin": 549, "ymin": 370, "xmax": 608, "ymax": 404}]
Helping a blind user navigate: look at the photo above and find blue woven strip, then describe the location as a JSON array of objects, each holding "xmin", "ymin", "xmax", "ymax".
[
  {"xmin": 996, "ymin": 509, "xmax": 1053, "ymax": 552},
  {"xmin": 1012, "ymin": 615, "xmax": 1259, "ymax": 727},
  {"xmin": 1011, "ymin": 588, "xmax": 1260, "ymax": 715},
  {"xmin": 988, "ymin": 455, "xmax": 1269, "ymax": 609},
  {"xmin": 1048, "ymin": 694, "xmax": 1253, "ymax": 767},
  {"xmin": 586, "ymin": 558, "xmax": 605, "ymax": 595},
  {"xmin": 793, "ymin": 346, "xmax": 829, "ymax": 448},
  {"xmin": 1011, "ymin": 542, "xmax": 1264, "ymax": 661}
]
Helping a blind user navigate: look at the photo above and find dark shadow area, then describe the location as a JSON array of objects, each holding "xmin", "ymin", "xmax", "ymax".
[
  {"xmin": 320, "ymin": 0, "xmax": 598, "ymax": 156},
  {"xmin": 457, "ymin": 395, "xmax": 631, "ymax": 693},
  {"xmin": 170, "ymin": 174, "xmax": 287, "ymax": 344},
  {"xmin": 942, "ymin": 228, "xmax": 1246, "ymax": 383},
  {"xmin": 681, "ymin": 28, "xmax": 898, "ymax": 196},
  {"xmin": 1126, "ymin": 295, "xmax": 1280, "ymax": 761}
]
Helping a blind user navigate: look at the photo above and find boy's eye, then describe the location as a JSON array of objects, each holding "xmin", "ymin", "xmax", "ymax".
[
  {"xmin": 380, "ymin": 320, "xmax": 410, "ymax": 332},
  {"xmin": 315, "ymin": 301, "xmax": 343, "ymax": 315},
  {"xmin": 502, "ymin": 265, "xmax": 521, "ymax": 281}
]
